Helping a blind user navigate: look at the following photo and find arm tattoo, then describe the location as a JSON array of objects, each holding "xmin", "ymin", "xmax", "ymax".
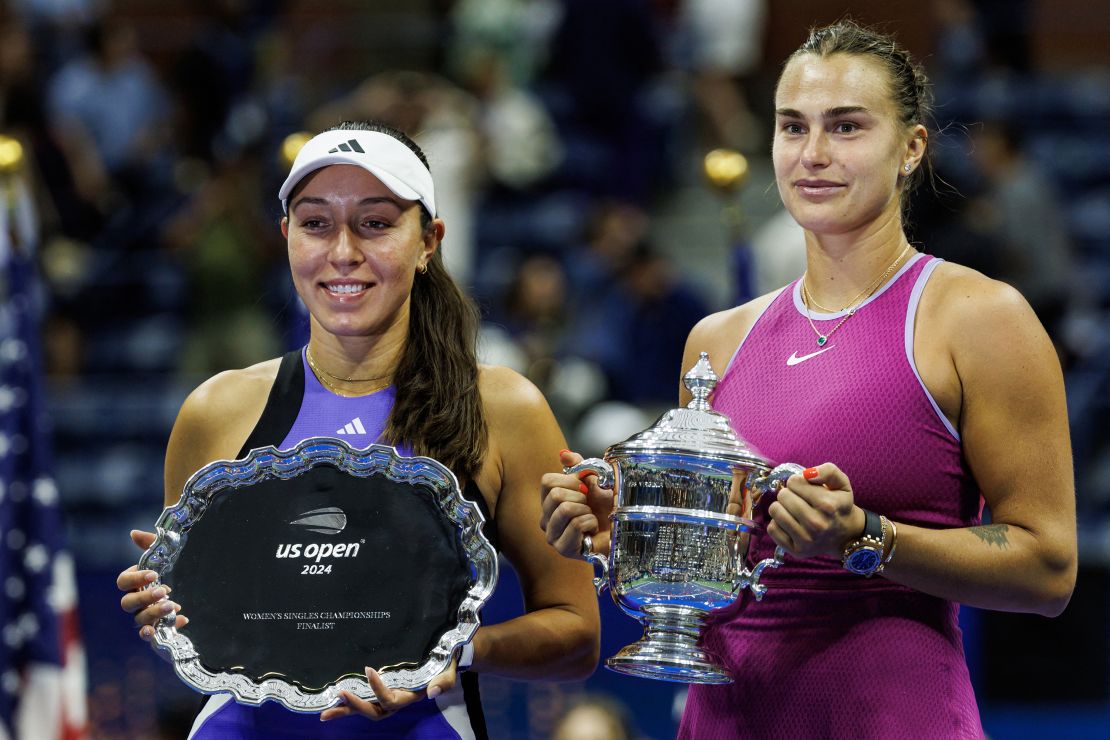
[{"xmin": 970, "ymin": 523, "xmax": 1011, "ymax": 548}]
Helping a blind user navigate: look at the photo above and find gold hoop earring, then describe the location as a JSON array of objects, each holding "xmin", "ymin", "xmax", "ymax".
[{"xmin": 417, "ymin": 263, "xmax": 428, "ymax": 275}]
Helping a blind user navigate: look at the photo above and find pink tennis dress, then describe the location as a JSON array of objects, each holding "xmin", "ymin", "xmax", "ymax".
[{"xmin": 678, "ymin": 255, "xmax": 986, "ymax": 739}]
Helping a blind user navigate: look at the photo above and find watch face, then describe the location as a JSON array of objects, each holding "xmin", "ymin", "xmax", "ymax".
[{"xmin": 846, "ymin": 547, "xmax": 882, "ymax": 575}]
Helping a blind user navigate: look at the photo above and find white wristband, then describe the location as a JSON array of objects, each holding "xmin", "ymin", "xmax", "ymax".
[{"xmin": 458, "ymin": 642, "xmax": 474, "ymax": 671}]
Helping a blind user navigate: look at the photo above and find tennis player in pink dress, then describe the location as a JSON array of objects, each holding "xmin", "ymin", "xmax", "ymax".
[{"xmin": 542, "ymin": 20, "xmax": 1076, "ymax": 739}]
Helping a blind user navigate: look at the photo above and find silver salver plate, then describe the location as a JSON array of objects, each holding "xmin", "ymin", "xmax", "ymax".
[{"xmin": 138, "ymin": 437, "xmax": 498, "ymax": 712}]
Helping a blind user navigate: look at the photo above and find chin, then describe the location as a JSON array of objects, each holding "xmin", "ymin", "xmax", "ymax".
[
  {"xmin": 317, "ymin": 310, "xmax": 402, "ymax": 340},
  {"xmin": 789, "ymin": 207, "xmax": 872, "ymax": 236},
  {"xmin": 790, "ymin": 214, "xmax": 845, "ymax": 235},
  {"xmin": 321, "ymin": 320, "xmax": 380, "ymax": 338}
]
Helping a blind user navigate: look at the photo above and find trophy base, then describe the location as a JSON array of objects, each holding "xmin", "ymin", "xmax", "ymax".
[
  {"xmin": 606, "ymin": 648, "xmax": 733, "ymax": 685},
  {"xmin": 604, "ymin": 607, "xmax": 733, "ymax": 685}
]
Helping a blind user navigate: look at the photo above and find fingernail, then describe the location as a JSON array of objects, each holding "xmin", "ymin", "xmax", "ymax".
[
  {"xmin": 579, "ymin": 483, "xmax": 588, "ymax": 494},
  {"xmin": 143, "ymin": 571, "xmax": 158, "ymax": 583},
  {"xmin": 179, "ymin": 616, "xmax": 190, "ymax": 627},
  {"xmin": 140, "ymin": 626, "xmax": 153, "ymax": 638},
  {"xmin": 160, "ymin": 601, "xmax": 177, "ymax": 614},
  {"xmin": 577, "ymin": 470, "xmax": 593, "ymax": 480},
  {"xmin": 428, "ymin": 685, "xmax": 442, "ymax": 699},
  {"xmin": 559, "ymin": 449, "xmax": 570, "ymax": 457},
  {"xmin": 151, "ymin": 588, "xmax": 167, "ymax": 600},
  {"xmin": 803, "ymin": 467, "xmax": 819, "ymax": 480}
]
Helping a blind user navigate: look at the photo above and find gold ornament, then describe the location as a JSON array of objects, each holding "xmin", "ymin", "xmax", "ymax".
[
  {"xmin": 0, "ymin": 135, "xmax": 25, "ymax": 175},
  {"xmin": 703, "ymin": 148, "xmax": 749, "ymax": 193},
  {"xmin": 280, "ymin": 131, "xmax": 313, "ymax": 169}
]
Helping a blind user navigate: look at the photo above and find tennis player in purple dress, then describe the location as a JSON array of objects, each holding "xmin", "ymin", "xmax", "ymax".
[{"xmin": 120, "ymin": 122, "xmax": 600, "ymax": 737}]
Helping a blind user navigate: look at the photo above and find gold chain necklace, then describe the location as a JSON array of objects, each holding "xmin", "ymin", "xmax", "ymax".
[
  {"xmin": 305, "ymin": 346, "xmax": 392, "ymax": 395},
  {"xmin": 801, "ymin": 245, "xmax": 912, "ymax": 347},
  {"xmin": 798, "ymin": 285, "xmax": 840, "ymax": 314}
]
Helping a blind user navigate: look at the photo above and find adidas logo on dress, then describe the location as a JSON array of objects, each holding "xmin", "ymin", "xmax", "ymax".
[
  {"xmin": 336, "ymin": 417, "xmax": 367, "ymax": 435},
  {"xmin": 328, "ymin": 139, "xmax": 365, "ymax": 154}
]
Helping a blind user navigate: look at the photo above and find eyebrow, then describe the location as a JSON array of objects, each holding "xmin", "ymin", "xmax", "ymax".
[
  {"xmin": 291, "ymin": 195, "xmax": 404, "ymax": 211},
  {"xmin": 775, "ymin": 106, "xmax": 872, "ymax": 119}
]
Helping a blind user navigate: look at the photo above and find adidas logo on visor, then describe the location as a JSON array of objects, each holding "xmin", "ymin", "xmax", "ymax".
[{"xmin": 328, "ymin": 139, "xmax": 365, "ymax": 154}]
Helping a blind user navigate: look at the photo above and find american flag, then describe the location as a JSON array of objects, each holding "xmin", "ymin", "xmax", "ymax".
[{"xmin": 0, "ymin": 149, "xmax": 87, "ymax": 738}]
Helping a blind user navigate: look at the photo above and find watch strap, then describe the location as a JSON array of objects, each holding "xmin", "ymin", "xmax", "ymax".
[{"xmin": 862, "ymin": 509, "xmax": 883, "ymax": 541}]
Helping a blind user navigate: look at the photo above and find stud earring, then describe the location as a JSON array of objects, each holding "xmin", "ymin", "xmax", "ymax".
[{"xmin": 904, "ymin": 164, "xmax": 912, "ymax": 172}]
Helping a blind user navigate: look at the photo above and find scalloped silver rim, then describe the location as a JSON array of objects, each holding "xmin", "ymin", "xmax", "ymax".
[{"xmin": 137, "ymin": 437, "xmax": 498, "ymax": 713}]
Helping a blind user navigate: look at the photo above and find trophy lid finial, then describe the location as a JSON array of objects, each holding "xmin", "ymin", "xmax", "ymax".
[
  {"xmin": 608, "ymin": 349, "xmax": 769, "ymax": 468},
  {"xmin": 684, "ymin": 352, "xmax": 718, "ymax": 411}
]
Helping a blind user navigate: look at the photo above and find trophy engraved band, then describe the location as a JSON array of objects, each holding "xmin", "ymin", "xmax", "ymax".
[
  {"xmin": 138, "ymin": 438, "xmax": 498, "ymax": 712},
  {"xmin": 570, "ymin": 353, "xmax": 801, "ymax": 684}
]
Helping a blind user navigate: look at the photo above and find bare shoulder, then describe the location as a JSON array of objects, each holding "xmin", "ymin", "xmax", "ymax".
[
  {"xmin": 918, "ymin": 261, "xmax": 1060, "ymax": 406},
  {"xmin": 922, "ymin": 261, "xmax": 1030, "ymax": 314},
  {"xmin": 690, "ymin": 289, "xmax": 782, "ymax": 346},
  {"xmin": 919, "ymin": 261, "xmax": 1049, "ymax": 354},
  {"xmin": 684, "ymin": 288, "xmax": 785, "ymax": 382},
  {"xmin": 474, "ymin": 364, "xmax": 566, "ymax": 512},
  {"xmin": 165, "ymin": 358, "xmax": 282, "ymax": 504},
  {"xmin": 185, "ymin": 358, "xmax": 283, "ymax": 418},
  {"xmin": 476, "ymin": 363, "xmax": 549, "ymax": 421}
]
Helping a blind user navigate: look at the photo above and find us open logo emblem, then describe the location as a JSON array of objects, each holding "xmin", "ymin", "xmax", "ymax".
[{"xmin": 276, "ymin": 507, "xmax": 362, "ymax": 572}]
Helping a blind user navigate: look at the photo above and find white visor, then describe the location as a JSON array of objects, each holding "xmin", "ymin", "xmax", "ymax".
[{"xmin": 278, "ymin": 129, "xmax": 436, "ymax": 217}]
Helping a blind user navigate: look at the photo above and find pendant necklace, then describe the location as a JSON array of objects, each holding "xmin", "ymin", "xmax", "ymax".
[{"xmin": 801, "ymin": 245, "xmax": 912, "ymax": 347}]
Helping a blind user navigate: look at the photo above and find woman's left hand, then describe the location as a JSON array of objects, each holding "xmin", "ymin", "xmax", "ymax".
[
  {"xmin": 319, "ymin": 661, "xmax": 457, "ymax": 722},
  {"xmin": 767, "ymin": 463, "xmax": 866, "ymax": 559}
]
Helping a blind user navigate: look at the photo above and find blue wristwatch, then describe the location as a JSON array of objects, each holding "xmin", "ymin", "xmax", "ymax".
[{"xmin": 841, "ymin": 509, "xmax": 886, "ymax": 577}]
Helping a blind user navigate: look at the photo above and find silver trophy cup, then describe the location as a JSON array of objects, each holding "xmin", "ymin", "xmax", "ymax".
[{"xmin": 567, "ymin": 353, "xmax": 801, "ymax": 685}]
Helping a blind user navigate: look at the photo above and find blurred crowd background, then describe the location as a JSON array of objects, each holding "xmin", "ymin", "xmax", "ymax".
[{"xmin": 1, "ymin": 0, "xmax": 1107, "ymax": 738}]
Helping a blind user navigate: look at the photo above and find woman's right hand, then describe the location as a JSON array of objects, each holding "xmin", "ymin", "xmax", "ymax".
[
  {"xmin": 540, "ymin": 450, "xmax": 614, "ymax": 559},
  {"xmin": 117, "ymin": 529, "xmax": 185, "ymax": 641}
]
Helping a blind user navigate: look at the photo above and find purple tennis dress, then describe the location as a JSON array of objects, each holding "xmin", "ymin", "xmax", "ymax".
[
  {"xmin": 678, "ymin": 255, "xmax": 985, "ymax": 739},
  {"xmin": 187, "ymin": 350, "xmax": 489, "ymax": 739}
]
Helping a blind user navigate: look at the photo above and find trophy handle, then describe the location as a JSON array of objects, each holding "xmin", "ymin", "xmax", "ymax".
[
  {"xmin": 753, "ymin": 462, "xmax": 805, "ymax": 498},
  {"xmin": 580, "ymin": 534, "xmax": 610, "ymax": 594},
  {"xmin": 562, "ymin": 458, "xmax": 615, "ymax": 489},
  {"xmin": 735, "ymin": 463, "xmax": 802, "ymax": 599},
  {"xmin": 563, "ymin": 458, "xmax": 614, "ymax": 594},
  {"xmin": 738, "ymin": 545, "xmax": 786, "ymax": 601}
]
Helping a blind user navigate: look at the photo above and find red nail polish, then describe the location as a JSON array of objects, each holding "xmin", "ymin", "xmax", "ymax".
[
  {"xmin": 559, "ymin": 449, "xmax": 571, "ymax": 457},
  {"xmin": 579, "ymin": 483, "xmax": 589, "ymax": 494},
  {"xmin": 577, "ymin": 470, "xmax": 593, "ymax": 480},
  {"xmin": 803, "ymin": 467, "xmax": 819, "ymax": 480}
]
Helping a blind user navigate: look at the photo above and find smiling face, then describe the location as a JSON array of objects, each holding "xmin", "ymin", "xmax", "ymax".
[
  {"xmin": 281, "ymin": 164, "xmax": 439, "ymax": 343},
  {"xmin": 772, "ymin": 53, "xmax": 925, "ymax": 238}
]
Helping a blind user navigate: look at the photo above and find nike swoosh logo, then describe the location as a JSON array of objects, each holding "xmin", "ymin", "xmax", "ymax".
[{"xmin": 787, "ymin": 347, "xmax": 833, "ymax": 366}]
